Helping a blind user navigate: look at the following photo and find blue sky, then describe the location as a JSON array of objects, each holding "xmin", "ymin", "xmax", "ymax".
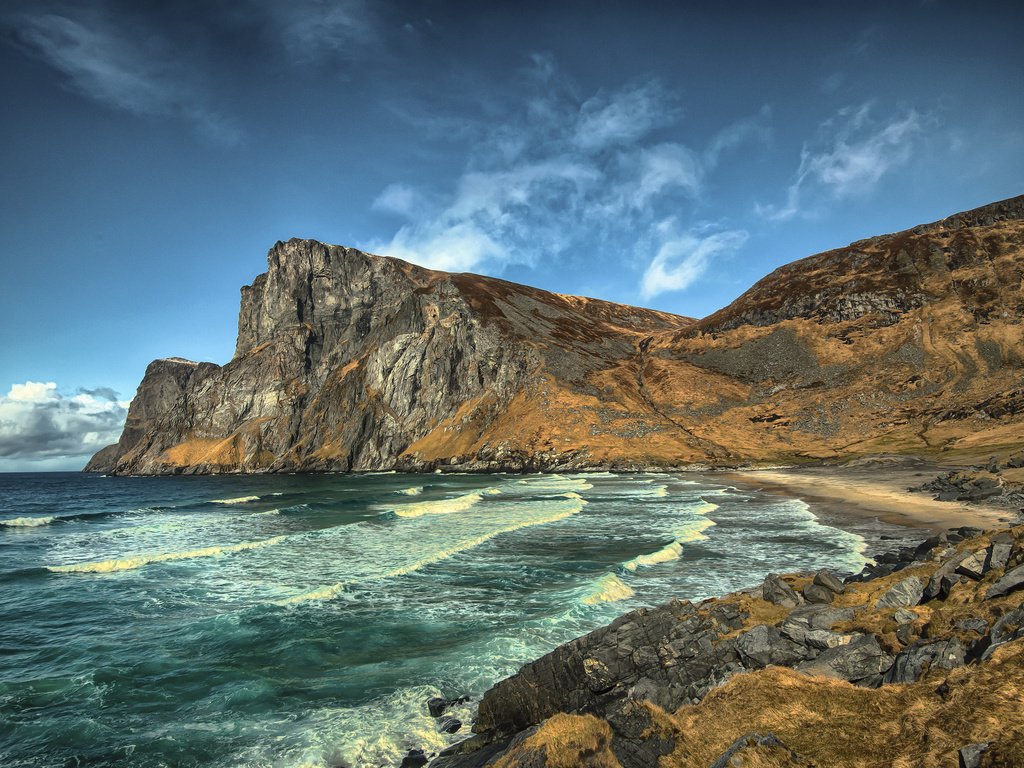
[{"xmin": 1, "ymin": 0, "xmax": 1022, "ymax": 470}]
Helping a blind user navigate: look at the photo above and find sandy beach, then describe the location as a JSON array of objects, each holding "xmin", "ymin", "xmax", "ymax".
[{"xmin": 721, "ymin": 459, "xmax": 1019, "ymax": 533}]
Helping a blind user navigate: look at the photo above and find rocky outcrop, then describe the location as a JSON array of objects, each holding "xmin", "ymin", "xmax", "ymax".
[
  {"xmin": 429, "ymin": 524, "xmax": 1024, "ymax": 768},
  {"xmin": 88, "ymin": 195, "xmax": 1024, "ymax": 473}
]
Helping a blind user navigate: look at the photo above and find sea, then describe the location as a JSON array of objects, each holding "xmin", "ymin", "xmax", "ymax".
[{"xmin": 0, "ymin": 470, "xmax": 910, "ymax": 767}]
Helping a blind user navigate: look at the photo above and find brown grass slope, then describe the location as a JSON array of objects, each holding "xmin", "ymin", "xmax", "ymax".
[{"xmin": 88, "ymin": 195, "xmax": 1024, "ymax": 473}]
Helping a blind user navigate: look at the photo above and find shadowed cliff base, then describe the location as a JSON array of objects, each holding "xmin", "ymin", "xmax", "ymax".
[{"xmin": 87, "ymin": 194, "xmax": 1024, "ymax": 475}]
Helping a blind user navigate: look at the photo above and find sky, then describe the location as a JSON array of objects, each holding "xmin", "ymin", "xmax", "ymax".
[{"xmin": 1, "ymin": 0, "xmax": 1022, "ymax": 471}]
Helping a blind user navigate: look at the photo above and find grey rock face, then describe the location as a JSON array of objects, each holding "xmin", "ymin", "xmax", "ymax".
[
  {"xmin": 876, "ymin": 576, "xmax": 925, "ymax": 609},
  {"xmin": 795, "ymin": 635, "xmax": 894, "ymax": 685},
  {"xmin": 883, "ymin": 638, "xmax": 965, "ymax": 684},
  {"xmin": 813, "ymin": 569, "xmax": 846, "ymax": 594},
  {"xmin": 985, "ymin": 564, "xmax": 1024, "ymax": 600},
  {"xmin": 87, "ymin": 239, "xmax": 691, "ymax": 475}
]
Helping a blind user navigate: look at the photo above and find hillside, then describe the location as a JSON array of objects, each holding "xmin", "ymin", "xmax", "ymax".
[{"xmin": 87, "ymin": 195, "xmax": 1024, "ymax": 474}]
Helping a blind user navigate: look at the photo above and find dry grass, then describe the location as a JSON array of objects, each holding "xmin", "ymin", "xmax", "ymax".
[{"xmin": 491, "ymin": 713, "xmax": 621, "ymax": 768}]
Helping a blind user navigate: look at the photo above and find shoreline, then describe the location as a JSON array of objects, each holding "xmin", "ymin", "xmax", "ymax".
[{"xmin": 717, "ymin": 461, "xmax": 1017, "ymax": 534}]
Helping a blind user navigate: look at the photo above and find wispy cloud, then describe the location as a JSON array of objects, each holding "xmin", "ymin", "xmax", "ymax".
[
  {"xmin": 246, "ymin": 0, "xmax": 378, "ymax": 63},
  {"xmin": 758, "ymin": 103, "xmax": 924, "ymax": 221},
  {"xmin": 641, "ymin": 222, "xmax": 748, "ymax": 300},
  {"xmin": 0, "ymin": 381, "xmax": 128, "ymax": 467},
  {"xmin": 369, "ymin": 60, "xmax": 762, "ymax": 297},
  {"xmin": 5, "ymin": 7, "xmax": 243, "ymax": 146}
]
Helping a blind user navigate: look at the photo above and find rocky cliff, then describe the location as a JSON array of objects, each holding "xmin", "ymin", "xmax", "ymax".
[{"xmin": 87, "ymin": 195, "xmax": 1024, "ymax": 474}]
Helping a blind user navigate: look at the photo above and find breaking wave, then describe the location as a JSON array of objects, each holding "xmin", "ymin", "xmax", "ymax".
[
  {"xmin": 581, "ymin": 573, "xmax": 635, "ymax": 605},
  {"xmin": 388, "ymin": 491, "xmax": 486, "ymax": 518},
  {"xmin": 397, "ymin": 486, "xmax": 423, "ymax": 496},
  {"xmin": 209, "ymin": 495, "xmax": 261, "ymax": 505},
  {"xmin": 1, "ymin": 516, "xmax": 57, "ymax": 528},
  {"xmin": 48, "ymin": 536, "xmax": 287, "ymax": 574}
]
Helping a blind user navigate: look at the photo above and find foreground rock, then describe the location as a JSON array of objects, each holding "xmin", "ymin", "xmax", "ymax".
[
  {"xmin": 428, "ymin": 524, "xmax": 1024, "ymax": 767},
  {"xmin": 88, "ymin": 194, "xmax": 1024, "ymax": 474}
]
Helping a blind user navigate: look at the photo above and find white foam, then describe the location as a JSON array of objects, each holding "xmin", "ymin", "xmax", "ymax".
[
  {"xmin": 278, "ymin": 498, "xmax": 586, "ymax": 605},
  {"xmin": 48, "ymin": 535, "xmax": 286, "ymax": 574},
  {"xmin": 1, "ymin": 516, "xmax": 56, "ymax": 528},
  {"xmin": 396, "ymin": 486, "xmax": 423, "ymax": 496},
  {"xmin": 581, "ymin": 573, "xmax": 635, "ymax": 605},
  {"xmin": 209, "ymin": 495, "xmax": 261, "ymax": 505},
  {"xmin": 389, "ymin": 491, "xmax": 484, "ymax": 518},
  {"xmin": 622, "ymin": 541, "xmax": 683, "ymax": 571}
]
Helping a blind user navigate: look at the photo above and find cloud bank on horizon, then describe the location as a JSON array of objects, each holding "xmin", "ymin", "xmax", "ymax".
[{"xmin": 1, "ymin": 0, "xmax": 1021, "ymax": 469}]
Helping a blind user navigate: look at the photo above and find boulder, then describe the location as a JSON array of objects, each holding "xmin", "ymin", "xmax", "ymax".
[
  {"xmin": 984, "ymin": 533, "xmax": 1014, "ymax": 572},
  {"xmin": 762, "ymin": 573, "xmax": 802, "ymax": 607},
  {"xmin": 894, "ymin": 608, "xmax": 918, "ymax": 625},
  {"xmin": 883, "ymin": 638, "xmax": 965, "ymax": 684},
  {"xmin": 735, "ymin": 624, "xmax": 810, "ymax": 668},
  {"xmin": 985, "ymin": 563, "xmax": 1024, "ymax": 599},
  {"xmin": 979, "ymin": 605, "xmax": 1024, "ymax": 661},
  {"xmin": 605, "ymin": 699, "xmax": 676, "ymax": 768},
  {"xmin": 813, "ymin": 569, "xmax": 846, "ymax": 594},
  {"xmin": 427, "ymin": 697, "xmax": 449, "ymax": 718},
  {"xmin": 437, "ymin": 717, "xmax": 462, "ymax": 734},
  {"xmin": 955, "ymin": 549, "xmax": 988, "ymax": 580},
  {"xmin": 802, "ymin": 583, "xmax": 835, "ymax": 604},
  {"xmin": 958, "ymin": 742, "xmax": 991, "ymax": 768},
  {"xmin": 796, "ymin": 635, "xmax": 894, "ymax": 685},
  {"xmin": 877, "ymin": 576, "xmax": 925, "ymax": 609},
  {"xmin": 400, "ymin": 748, "xmax": 429, "ymax": 767}
]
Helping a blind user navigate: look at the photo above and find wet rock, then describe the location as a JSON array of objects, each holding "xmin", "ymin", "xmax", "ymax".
[
  {"xmin": 401, "ymin": 748, "xmax": 429, "ymax": 767},
  {"xmin": 883, "ymin": 638, "xmax": 965, "ymax": 684},
  {"xmin": 877, "ymin": 576, "xmax": 925, "ymax": 609},
  {"xmin": 438, "ymin": 717, "xmax": 462, "ymax": 734},
  {"xmin": 802, "ymin": 583, "xmax": 835, "ymax": 604},
  {"xmin": 427, "ymin": 697, "xmax": 449, "ymax": 718},
  {"xmin": 813, "ymin": 569, "xmax": 846, "ymax": 594},
  {"xmin": 762, "ymin": 573, "xmax": 803, "ymax": 607},
  {"xmin": 984, "ymin": 563, "xmax": 1024, "ymax": 599}
]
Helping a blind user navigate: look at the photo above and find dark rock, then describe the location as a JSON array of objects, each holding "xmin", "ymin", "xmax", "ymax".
[
  {"xmin": 427, "ymin": 697, "xmax": 449, "ymax": 718},
  {"xmin": 401, "ymin": 748, "xmax": 429, "ymax": 767},
  {"xmin": 796, "ymin": 635, "xmax": 894, "ymax": 684},
  {"xmin": 802, "ymin": 583, "xmax": 835, "ymax": 604},
  {"xmin": 1007, "ymin": 452, "xmax": 1024, "ymax": 469},
  {"xmin": 877, "ymin": 576, "xmax": 925, "ymax": 609},
  {"xmin": 813, "ymin": 569, "xmax": 846, "ymax": 594},
  {"xmin": 883, "ymin": 638, "xmax": 965, "ymax": 684},
  {"xmin": 437, "ymin": 717, "xmax": 462, "ymax": 734},
  {"xmin": 954, "ymin": 616, "xmax": 989, "ymax": 635},
  {"xmin": 978, "ymin": 605, "xmax": 1024, "ymax": 661},
  {"xmin": 605, "ymin": 699, "xmax": 675, "ymax": 768},
  {"xmin": 984, "ymin": 533, "xmax": 1014, "ymax": 572},
  {"xmin": 985, "ymin": 563, "xmax": 1024, "ymax": 599},
  {"xmin": 787, "ymin": 604, "xmax": 855, "ymax": 630},
  {"xmin": 958, "ymin": 742, "xmax": 991, "ymax": 768},
  {"xmin": 762, "ymin": 573, "xmax": 802, "ymax": 607},
  {"xmin": 710, "ymin": 732, "xmax": 806, "ymax": 768}
]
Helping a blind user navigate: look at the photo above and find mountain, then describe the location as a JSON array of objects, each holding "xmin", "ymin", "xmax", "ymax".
[{"xmin": 86, "ymin": 195, "xmax": 1024, "ymax": 475}]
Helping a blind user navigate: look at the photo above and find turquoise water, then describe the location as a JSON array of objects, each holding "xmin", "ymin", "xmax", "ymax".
[{"xmin": 1, "ymin": 471, "xmax": 874, "ymax": 767}]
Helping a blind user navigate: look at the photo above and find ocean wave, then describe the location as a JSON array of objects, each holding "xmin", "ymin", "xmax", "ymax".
[
  {"xmin": 396, "ymin": 486, "xmax": 423, "ymax": 496},
  {"xmin": 278, "ymin": 498, "xmax": 585, "ymax": 605},
  {"xmin": 581, "ymin": 573, "xmax": 635, "ymax": 605},
  {"xmin": 389, "ymin": 491, "xmax": 485, "ymax": 518},
  {"xmin": 1, "ymin": 516, "xmax": 57, "ymax": 528},
  {"xmin": 47, "ymin": 536, "xmax": 286, "ymax": 574},
  {"xmin": 209, "ymin": 495, "xmax": 261, "ymax": 505},
  {"xmin": 692, "ymin": 500, "xmax": 720, "ymax": 515},
  {"xmin": 622, "ymin": 540, "xmax": 683, "ymax": 571}
]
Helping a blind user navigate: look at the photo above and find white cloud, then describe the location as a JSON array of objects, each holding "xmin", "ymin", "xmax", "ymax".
[
  {"xmin": 0, "ymin": 382, "xmax": 128, "ymax": 467},
  {"xmin": 758, "ymin": 103, "xmax": 924, "ymax": 221},
  {"xmin": 641, "ymin": 224, "xmax": 748, "ymax": 299},
  {"xmin": 248, "ymin": 0, "xmax": 376, "ymax": 62},
  {"xmin": 572, "ymin": 81, "xmax": 675, "ymax": 153},
  {"xmin": 7, "ymin": 8, "xmax": 243, "ymax": 146},
  {"xmin": 372, "ymin": 183, "xmax": 426, "ymax": 218}
]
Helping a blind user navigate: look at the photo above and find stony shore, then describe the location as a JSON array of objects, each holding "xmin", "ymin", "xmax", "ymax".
[{"xmin": 394, "ymin": 478, "xmax": 1024, "ymax": 768}]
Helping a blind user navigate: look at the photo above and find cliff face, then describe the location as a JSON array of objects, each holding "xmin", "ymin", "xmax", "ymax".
[{"xmin": 87, "ymin": 195, "xmax": 1024, "ymax": 474}]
